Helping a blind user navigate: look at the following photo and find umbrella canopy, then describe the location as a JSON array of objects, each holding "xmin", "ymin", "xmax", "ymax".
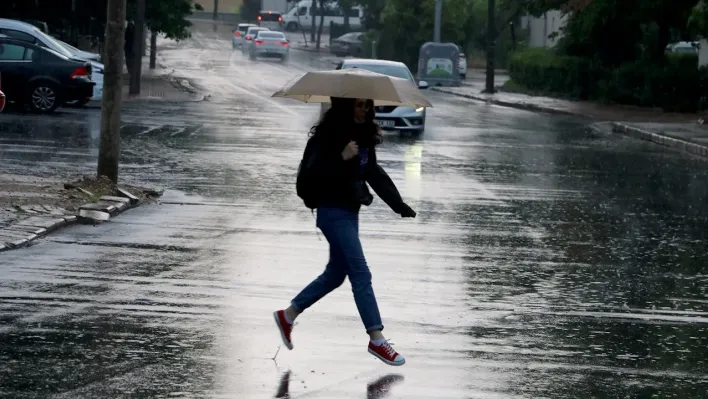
[{"xmin": 272, "ymin": 68, "xmax": 433, "ymax": 108}]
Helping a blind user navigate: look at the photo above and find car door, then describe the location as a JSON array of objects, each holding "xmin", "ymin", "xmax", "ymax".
[
  {"xmin": 298, "ymin": 6, "xmax": 311, "ymax": 29},
  {"xmin": 0, "ymin": 41, "xmax": 34, "ymax": 101}
]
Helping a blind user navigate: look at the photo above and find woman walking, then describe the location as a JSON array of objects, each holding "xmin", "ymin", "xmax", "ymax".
[{"xmin": 274, "ymin": 97, "xmax": 417, "ymax": 366}]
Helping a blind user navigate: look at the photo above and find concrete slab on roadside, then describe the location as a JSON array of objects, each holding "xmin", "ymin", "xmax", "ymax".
[{"xmin": 612, "ymin": 122, "xmax": 708, "ymax": 159}]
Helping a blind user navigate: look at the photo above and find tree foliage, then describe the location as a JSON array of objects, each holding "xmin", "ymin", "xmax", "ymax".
[
  {"xmin": 128, "ymin": 0, "xmax": 201, "ymax": 40},
  {"xmin": 376, "ymin": 0, "xmax": 524, "ymax": 71},
  {"xmin": 508, "ymin": 0, "xmax": 700, "ymax": 65}
]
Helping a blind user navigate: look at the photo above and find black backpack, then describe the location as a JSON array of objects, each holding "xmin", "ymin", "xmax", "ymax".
[{"xmin": 296, "ymin": 137, "xmax": 319, "ymax": 209}]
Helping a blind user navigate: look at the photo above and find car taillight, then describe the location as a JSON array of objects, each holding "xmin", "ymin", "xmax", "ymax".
[
  {"xmin": 245, "ymin": 35, "xmax": 252, "ymax": 40},
  {"xmin": 278, "ymin": 16, "xmax": 283, "ymax": 22},
  {"xmin": 70, "ymin": 66, "xmax": 89, "ymax": 79},
  {"xmin": 257, "ymin": 15, "xmax": 262, "ymax": 21},
  {"xmin": 280, "ymin": 41, "xmax": 289, "ymax": 46},
  {"xmin": 255, "ymin": 40, "xmax": 265, "ymax": 45},
  {"xmin": 235, "ymin": 31, "xmax": 241, "ymax": 37}
]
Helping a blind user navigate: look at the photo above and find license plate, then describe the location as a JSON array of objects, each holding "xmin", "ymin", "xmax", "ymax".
[{"xmin": 375, "ymin": 119, "xmax": 395, "ymax": 128}]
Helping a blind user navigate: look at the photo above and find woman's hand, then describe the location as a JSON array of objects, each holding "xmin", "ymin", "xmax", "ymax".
[{"xmin": 342, "ymin": 141, "xmax": 359, "ymax": 160}]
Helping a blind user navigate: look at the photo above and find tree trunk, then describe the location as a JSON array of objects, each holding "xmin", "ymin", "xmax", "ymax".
[
  {"xmin": 310, "ymin": 0, "xmax": 317, "ymax": 41},
  {"xmin": 129, "ymin": 0, "xmax": 145, "ymax": 95},
  {"xmin": 316, "ymin": 0, "xmax": 325, "ymax": 49},
  {"xmin": 656, "ymin": 22, "xmax": 671, "ymax": 62},
  {"xmin": 484, "ymin": 0, "xmax": 496, "ymax": 94},
  {"xmin": 98, "ymin": 0, "xmax": 127, "ymax": 183},
  {"xmin": 149, "ymin": 30, "xmax": 157, "ymax": 69}
]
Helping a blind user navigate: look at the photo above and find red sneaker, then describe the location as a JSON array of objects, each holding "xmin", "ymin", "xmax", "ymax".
[
  {"xmin": 273, "ymin": 310, "xmax": 294, "ymax": 350},
  {"xmin": 368, "ymin": 340, "xmax": 405, "ymax": 366}
]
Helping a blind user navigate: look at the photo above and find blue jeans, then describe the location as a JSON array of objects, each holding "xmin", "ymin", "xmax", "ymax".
[{"xmin": 291, "ymin": 207, "xmax": 384, "ymax": 332}]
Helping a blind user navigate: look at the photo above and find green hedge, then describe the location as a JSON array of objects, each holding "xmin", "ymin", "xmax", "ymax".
[{"xmin": 508, "ymin": 48, "xmax": 708, "ymax": 112}]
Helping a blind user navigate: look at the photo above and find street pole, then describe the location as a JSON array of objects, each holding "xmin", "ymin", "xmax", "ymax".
[
  {"xmin": 149, "ymin": 30, "xmax": 157, "ymax": 69},
  {"xmin": 98, "ymin": 0, "xmax": 127, "ymax": 183},
  {"xmin": 434, "ymin": 0, "xmax": 442, "ymax": 42},
  {"xmin": 310, "ymin": 0, "xmax": 317, "ymax": 42},
  {"xmin": 213, "ymin": 0, "xmax": 219, "ymax": 20},
  {"xmin": 484, "ymin": 0, "xmax": 496, "ymax": 94},
  {"xmin": 129, "ymin": 0, "xmax": 145, "ymax": 95}
]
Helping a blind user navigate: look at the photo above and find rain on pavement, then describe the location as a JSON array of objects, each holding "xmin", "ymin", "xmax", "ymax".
[{"xmin": 1, "ymin": 20, "xmax": 707, "ymax": 398}]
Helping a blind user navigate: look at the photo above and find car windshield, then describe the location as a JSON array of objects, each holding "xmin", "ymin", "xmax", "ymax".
[
  {"xmin": 238, "ymin": 25, "xmax": 253, "ymax": 32},
  {"xmin": 248, "ymin": 28, "xmax": 266, "ymax": 35},
  {"xmin": 34, "ymin": 29, "xmax": 73, "ymax": 58},
  {"xmin": 343, "ymin": 64, "xmax": 413, "ymax": 82},
  {"xmin": 258, "ymin": 32, "xmax": 285, "ymax": 39},
  {"xmin": 259, "ymin": 13, "xmax": 282, "ymax": 21}
]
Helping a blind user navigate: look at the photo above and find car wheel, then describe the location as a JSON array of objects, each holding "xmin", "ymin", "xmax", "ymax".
[
  {"xmin": 461, "ymin": 73, "xmax": 466, "ymax": 79},
  {"xmin": 281, "ymin": 55, "xmax": 289, "ymax": 63},
  {"xmin": 30, "ymin": 82, "xmax": 60, "ymax": 113},
  {"xmin": 286, "ymin": 22, "xmax": 298, "ymax": 32}
]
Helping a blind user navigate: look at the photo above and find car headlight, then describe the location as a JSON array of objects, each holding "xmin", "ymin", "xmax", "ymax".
[{"xmin": 415, "ymin": 107, "xmax": 425, "ymax": 112}]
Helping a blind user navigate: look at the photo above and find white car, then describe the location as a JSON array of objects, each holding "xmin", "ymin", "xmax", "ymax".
[
  {"xmin": 232, "ymin": 23, "xmax": 257, "ymax": 48},
  {"xmin": 332, "ymin": 59, "xmax": 429, "ymax": 133},
  {"xmin": 242, "ymin": 26, "xmax": 270, "ymax": 55},
  {"xmin": 248, "ymin": 30, "xmax": 290, "ymax": 62}
]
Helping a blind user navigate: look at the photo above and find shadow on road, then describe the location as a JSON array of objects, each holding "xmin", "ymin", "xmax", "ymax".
[
  {"xmin": 275, "ymin": 370, "xmax": 291, "ymax": 398},
  {"xmin": 367, "ymin": 374, "xmax": 405, "ymax": 399}
]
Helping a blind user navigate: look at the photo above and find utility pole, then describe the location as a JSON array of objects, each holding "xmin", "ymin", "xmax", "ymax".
[
  {"xmin": 213, "ymin": 0, "xmax": 219, "ymax": 20},
  {"xmin": 484, "ymin": 0, "xmax": 496, "ymax": 94},
  {"xmin": 129, "ymin": 0, "xmax": 146, "ymax": 95},
  {"xmin": 433, "ymin": 0, "xmax": 442, "ymax": 42},
  {"xmin": 98, "ymin": 0, "xmax": 127, "ymax": 183}
]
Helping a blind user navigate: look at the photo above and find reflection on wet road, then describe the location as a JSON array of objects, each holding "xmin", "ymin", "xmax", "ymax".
[{"xmin": 1, "ymin": 21, "xmax": 707, "ymax": 398}]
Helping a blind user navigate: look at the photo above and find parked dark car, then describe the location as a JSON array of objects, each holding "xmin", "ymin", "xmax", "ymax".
[
  {"xmin": 330, "ymin": 32, "xmax": 364, "ymax": 57},
  {"xmin": 0, "ymin": 37, "xmax": 94, "ymax": 113}
]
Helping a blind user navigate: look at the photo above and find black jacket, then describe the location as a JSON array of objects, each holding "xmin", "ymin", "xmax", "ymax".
[{"xmin": 304, "ymin": 132, "xmax": 408, "ymax": 214}]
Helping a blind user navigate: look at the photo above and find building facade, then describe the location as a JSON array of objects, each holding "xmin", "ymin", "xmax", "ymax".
[{"xmin": 521, "ymin": 10, "xmax": 567, "ymax": 48}]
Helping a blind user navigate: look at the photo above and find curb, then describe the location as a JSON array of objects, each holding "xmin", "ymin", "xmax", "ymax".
[
  {"xmin": 431, "ymin": 87, "xmax": 576, "ymax": 116},
  {"xmin": 611, "ymin": 123, "xmax": 708, "ymax": 159},
  {"xmin": 0, "ymin": 188, "xmax": 147, "ymax": 253}
]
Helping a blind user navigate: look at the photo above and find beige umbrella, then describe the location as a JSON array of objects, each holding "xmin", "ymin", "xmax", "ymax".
[{"xmin": 272, "ymin": 68, "xmax": 433, "ymax": 108}]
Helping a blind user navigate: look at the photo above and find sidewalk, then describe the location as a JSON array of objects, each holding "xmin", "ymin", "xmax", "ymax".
[
  {"xmin": 432, "ymin": 83, "xmax": 698, "ymax": 123},
  {"xmin": 85, "ymin": 58, "xmax": 204, "ymax": 107},
  {"xmin": 121, "ymin": 64, "xmax": 204, "ymax": 103},
  {"xmin": 433, "ymin": 72, "xmax": 708, "ymax": 158}
]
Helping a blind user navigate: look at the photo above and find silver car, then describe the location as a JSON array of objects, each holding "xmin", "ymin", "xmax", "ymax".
[
  {"xmin": 241, "ymin": 27, "xmax": 270, "ymax": 55},
  {"xmin": 249, "ymin": 31, "xmax": 290, "ymax": 61},
  {"xmin": 0, "ymin": 18, "xmax": 100, "ymax": 62},
  {"xmin": 335, "ymin": 59, "xmax": 429, "ymax": 132},
  {"xmin": 232, "ymin": 23, "xmax": 257, "ymax": 48}
]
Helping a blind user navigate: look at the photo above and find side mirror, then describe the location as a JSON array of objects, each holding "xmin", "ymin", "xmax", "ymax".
[{"xmin": 418, "ymin": 80, "xmax": 429, "ymax": 90}]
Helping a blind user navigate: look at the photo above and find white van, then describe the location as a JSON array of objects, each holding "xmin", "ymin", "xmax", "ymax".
[{"xmin": 283, "ymin": 1, "xmax": 363, "ymax": 32}]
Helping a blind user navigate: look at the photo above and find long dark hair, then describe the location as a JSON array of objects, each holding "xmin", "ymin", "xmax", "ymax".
[{"xmin": 310, "ymin": 97, "xmax": 381, "ymax": 146}]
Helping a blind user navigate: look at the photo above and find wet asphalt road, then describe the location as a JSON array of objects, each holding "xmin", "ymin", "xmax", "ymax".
[{"xmin": 2, "ymin": 22, "xmax": 708, "ymax": 398}]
